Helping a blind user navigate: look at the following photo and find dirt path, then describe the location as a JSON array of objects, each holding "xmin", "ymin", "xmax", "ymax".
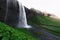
[{"xmin": 28, "ymin": 25, "xmax": 60, "ymax": 40}]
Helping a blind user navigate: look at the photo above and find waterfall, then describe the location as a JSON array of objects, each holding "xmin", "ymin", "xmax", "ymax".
[
  {"xmin": 17, "ymin": 0, "xmax": 31, "ymax": 28},
  {"xmin": 4, "ymin": 0, "xmax": 31, "ymax": 28}
]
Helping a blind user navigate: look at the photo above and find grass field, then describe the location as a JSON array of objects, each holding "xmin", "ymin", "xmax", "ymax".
[
  {"xmin": 0, "ymin": 22, "xmax": 39, "ymax": 40},
  {"xmin": 28, "ymin": 15, "xmax": 60, "ymax": 36}
]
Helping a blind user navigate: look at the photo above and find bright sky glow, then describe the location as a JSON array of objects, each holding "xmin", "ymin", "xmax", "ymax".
[{"xmin": 19, "ymin": 0, "xmax": 60, "ymax": 18}]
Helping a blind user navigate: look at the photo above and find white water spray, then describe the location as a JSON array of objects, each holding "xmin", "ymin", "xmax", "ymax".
[{"xmin": 17, "ymin": 0, "xmax": 31, "ymax": 28}]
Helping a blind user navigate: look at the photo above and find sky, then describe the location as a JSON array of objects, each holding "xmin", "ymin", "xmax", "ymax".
[{"xmin": 18, "ymin": 0, "xmax": 60, "ymax": 18}]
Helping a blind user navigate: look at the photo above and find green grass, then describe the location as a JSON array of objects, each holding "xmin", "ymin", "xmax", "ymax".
[
  {"xmin": 28, "ymin": 15, "xmax": 60, "ymax": 36},
  {"xmin": 41, "ymin": 25, "xmax": 60, "ymax": 36},
  {"xmin": 0, "ymin": 22, "xmax": 39, "ymax": 40}
]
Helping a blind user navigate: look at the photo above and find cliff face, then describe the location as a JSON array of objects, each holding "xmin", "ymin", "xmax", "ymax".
[
  {"xmin": 30, "ymin": 8, "xmax": 44, "ymax": 16},
  {"xmin": 0, "ymin": 0, "xmax": 6, "ymax": 21},
  {"xmin": 0, "ymin": 0, "xmax": 19, "ymax": 27},
  {"xmin": 5, "ymin": 0, "xmax": 19, "ymax": 26},
  {"xmin": 0, "ymin": 0, "xmax": 44, "ymax": 27},
  {"xmin": 25, "ymin": 8, "xmax": 44, "ymax": 19}
]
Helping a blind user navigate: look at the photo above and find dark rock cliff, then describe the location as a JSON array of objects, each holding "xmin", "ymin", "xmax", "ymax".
[
  {"xmin": 0, "ymin": 0, "xmax": 6, "ymax": 21},
  {"xmin": 0, "ymin": 0, "xmax": 19, "ymax": 27},
  {"xmin": 0, "ymin": 0, "xmax": 43, "ymax": 27}
]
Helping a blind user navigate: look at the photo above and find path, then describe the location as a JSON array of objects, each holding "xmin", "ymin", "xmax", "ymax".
[{"xmin": 28, "ymin": 25, "xmax": 60, "ymax": 40}]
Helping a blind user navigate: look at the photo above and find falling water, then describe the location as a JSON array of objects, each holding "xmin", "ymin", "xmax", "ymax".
[{"xmin": 17, "ymin": 0, "xmax": 31, "ymax": 28}]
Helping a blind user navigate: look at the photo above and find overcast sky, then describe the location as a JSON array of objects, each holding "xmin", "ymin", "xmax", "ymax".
[{"xmin": 18, "ymin": 0, "xmax": 60, "ymax": 18}]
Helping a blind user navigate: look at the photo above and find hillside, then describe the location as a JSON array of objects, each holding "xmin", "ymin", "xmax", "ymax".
[
  {"xmin": 0, "ymin": 22, "xmax": 39, "ymax": 40},
  {"xmin": 28, "ymin": 15, "xmax": 60, "ymax": 36}
]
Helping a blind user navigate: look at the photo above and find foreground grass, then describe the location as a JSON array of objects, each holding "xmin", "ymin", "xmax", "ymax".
[{"xmin": 0, "ymin": 22, "xmax": 39, "ymax": 40}]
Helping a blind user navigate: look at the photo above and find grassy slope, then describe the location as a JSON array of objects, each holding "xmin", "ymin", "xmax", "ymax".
[
  {"xmin": 0, "ymin": 22, "xmax": 39, "ymax": 40},
  {"xmin": 28, "ymin": 15, "xmax": 60, "ymax": 36}
]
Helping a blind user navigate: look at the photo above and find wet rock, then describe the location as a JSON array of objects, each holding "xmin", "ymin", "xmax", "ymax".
[{"xmin": 0, "ymin": 0, "xmax": 19, "ymax": 27}]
